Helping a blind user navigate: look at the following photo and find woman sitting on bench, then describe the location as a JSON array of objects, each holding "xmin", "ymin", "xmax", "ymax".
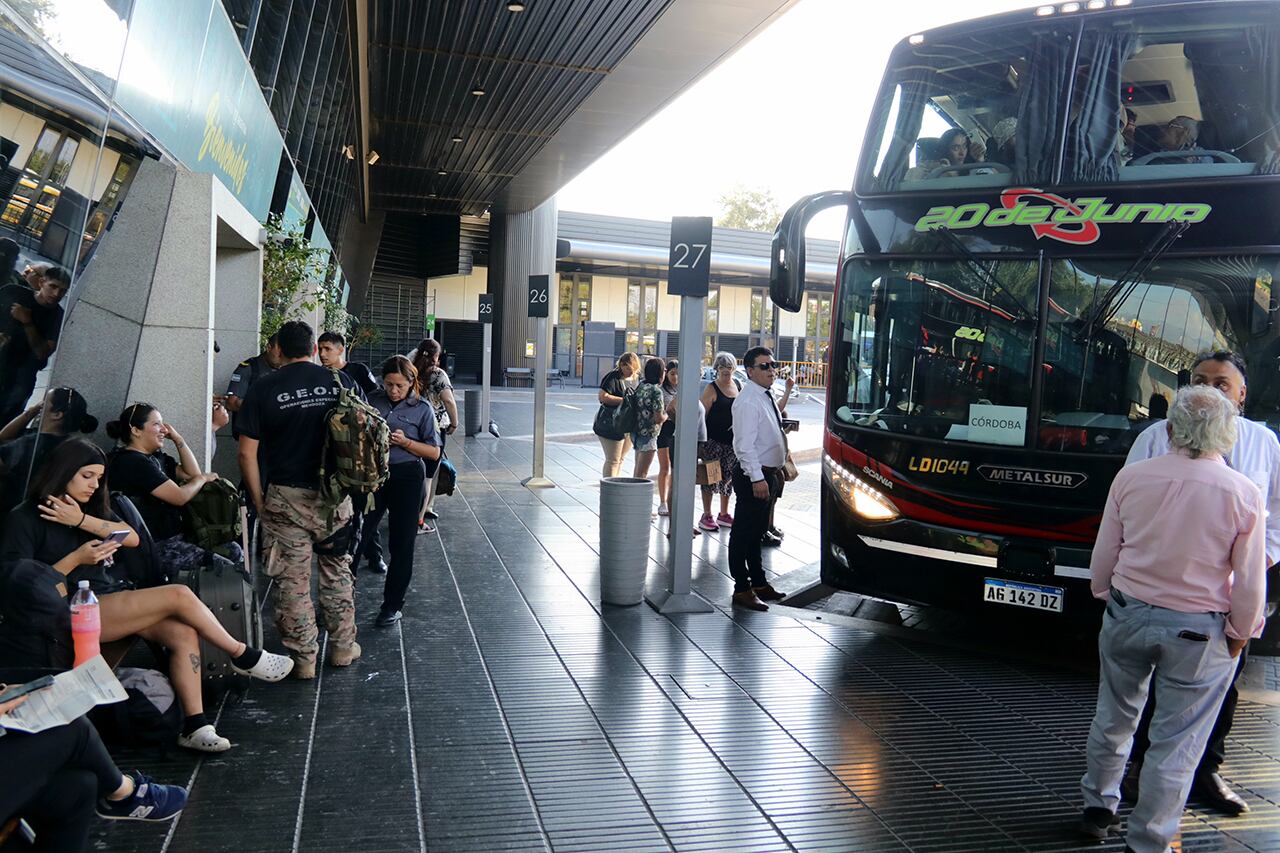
[
  {"xmin": 105, "ymin": 403, "xmax": 240, "ymax": 570},
  {"xmin": 0, "ymin": 439, "xmax": 294, "ymax": 753}
]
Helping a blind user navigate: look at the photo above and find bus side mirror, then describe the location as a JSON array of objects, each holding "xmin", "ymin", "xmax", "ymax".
[{"xmin": 770, "ymin": 190, "xmax": 850, "ymax": 313}]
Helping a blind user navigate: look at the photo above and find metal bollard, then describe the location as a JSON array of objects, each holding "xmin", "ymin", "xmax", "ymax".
[
  {"xmin": 464, "ymin": 389, "xmax": 482, "ymax": 437},
  {"xmin": 598, "ymin": 477, "xmax": 654, "ymax": 606}
]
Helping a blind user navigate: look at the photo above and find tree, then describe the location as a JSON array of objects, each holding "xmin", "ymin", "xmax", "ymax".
[
  {"xmin": 260, "ymin": 215, "xmax": 355, "ymax": 346},
  {"xmin": 715, "ymin": 185, "xmax": 782, "ymax": 232}
]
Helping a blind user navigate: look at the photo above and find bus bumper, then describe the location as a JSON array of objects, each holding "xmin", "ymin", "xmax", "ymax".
[{"xmin": 821, "ymin": 482, "xmax": 1101, "ymax": 618}]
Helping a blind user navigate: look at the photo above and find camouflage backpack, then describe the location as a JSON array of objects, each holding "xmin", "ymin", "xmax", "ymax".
[
  {"xmin": 320, "ymin": 369, "xmax": 390, "ymax": 503},
  {"xmin": 181, "ymin": 477, "xmax": 242, "ymax": 553}
]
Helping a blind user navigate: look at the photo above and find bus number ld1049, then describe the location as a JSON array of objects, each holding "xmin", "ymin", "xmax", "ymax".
[{"xmin": 909, "ymin": 456, "xmax": 970, "ymax": 476}]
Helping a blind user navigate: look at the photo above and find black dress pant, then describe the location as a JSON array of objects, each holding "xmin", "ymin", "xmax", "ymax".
[
  {"xmin": 1130, "ymin": 643, "xmax": 1248, "ymax": 775},
  {"xmin": 365, "ymin": 460, "xmax": 427, "ymax": 613},
  {"xmin": 0, "ymin": 716, "xmax": 121, "ymax": 852},
  {"xmin": 728, "ymin": 467, "xmax": 780, "ymax": 592}
]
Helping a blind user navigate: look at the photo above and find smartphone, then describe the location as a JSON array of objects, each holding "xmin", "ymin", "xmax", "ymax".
[
  {"xmin": 104, "ymin": 529, "xmax": 130, "ymax": 545},
  {"xmin": 0, "ymin": 674, "xmax": 55, "ymax": 705},
  {"xmin": 781, "ymin": 418, "xmax": 800, "ymax": 433}
]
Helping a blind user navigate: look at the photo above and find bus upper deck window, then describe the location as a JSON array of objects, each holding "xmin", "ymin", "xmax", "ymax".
[
  {"xmin": 1071, "ymin": 7, "xmax": 1280, "ymax": 183},
  {"xmin": 863, "ymin": 23, "xmax": 1070, "ymax": 193}
]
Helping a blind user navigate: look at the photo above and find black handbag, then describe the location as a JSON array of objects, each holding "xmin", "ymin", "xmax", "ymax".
[{"xmin": 436, "ymin": 454, "xmax": 458, "ymax": 496}]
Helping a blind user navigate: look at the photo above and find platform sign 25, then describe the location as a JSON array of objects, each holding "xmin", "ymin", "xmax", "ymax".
[
  {"xmin": 478, "ymin": 293, "xmax": 494, "ymax": 323},
  {"xmin": 528, "ymin": 275, "xmax": 550, "ymax": 318},
  {"xmin": 667, "ymin": 216, "xmax": 713, "ymax": 297}
]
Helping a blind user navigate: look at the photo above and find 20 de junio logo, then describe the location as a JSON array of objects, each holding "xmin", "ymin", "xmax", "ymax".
[{"xmin": 914, "ymin": 187, "xmax": 1212, "ymax": 245}]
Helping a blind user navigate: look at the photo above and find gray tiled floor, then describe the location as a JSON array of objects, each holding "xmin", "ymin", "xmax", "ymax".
[{"xmin": 97, "ymin": 432, "xmax": 1280, "ymax": 852}]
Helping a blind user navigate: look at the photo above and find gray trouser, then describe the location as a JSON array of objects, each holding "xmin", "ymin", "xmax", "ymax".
[{"xmin": 1081, "ymin": 590, "xmax": 1236, "ymax": 853}]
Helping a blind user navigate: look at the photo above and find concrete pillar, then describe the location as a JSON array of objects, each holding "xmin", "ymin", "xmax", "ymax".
[
  {"xmin": 490, "ymin": 196, "xmax": 557, "ymax": 371},
  {"xmin": 53, "ymin": 161, "xmax": 262, "ymax": 476},
  {"xmin": 339, "ymin": 208, "xmax": 386, "ymax": 316}
]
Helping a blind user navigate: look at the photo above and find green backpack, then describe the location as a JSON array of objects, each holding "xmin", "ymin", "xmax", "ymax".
[
  {"xmin": 182, "ymin": 477, "xmax": 242, "ymax": 552},
  {"xmin": 320, "ymin": 369, "xmax": 390, "ymax": 503}
]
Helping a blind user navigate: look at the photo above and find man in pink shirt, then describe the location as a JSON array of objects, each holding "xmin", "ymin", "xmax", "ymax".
[{"xmin": 1080, "ymin": 386, "xmax": 1267, "ymax": 852}]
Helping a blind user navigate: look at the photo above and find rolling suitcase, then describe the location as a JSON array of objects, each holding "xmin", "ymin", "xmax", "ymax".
[{"xmin": 181, "ymin": 505, "xmax": 263, "ymax": 692}]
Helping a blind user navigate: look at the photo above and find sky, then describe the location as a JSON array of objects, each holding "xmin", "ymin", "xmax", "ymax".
[{"xmin": 557, "ymin": 0, "xmax": 1046, "ymax": 239}]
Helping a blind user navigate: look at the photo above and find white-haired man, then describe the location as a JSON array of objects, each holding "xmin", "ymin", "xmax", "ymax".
[
  {"xmin": 1122, "ymin": 351, "xmax": 1280, "ymax": 816},
  {"xmin": 1081, "ymin": 385, "xmax": 1267, "ymax": 851}
]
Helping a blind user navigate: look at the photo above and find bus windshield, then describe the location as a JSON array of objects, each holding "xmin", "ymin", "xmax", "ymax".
[
  {"xmin": 833, "ymin": 255, "xmax": 1280, "ymax": 454},
  {"xmin": 864, "ymin": 5, "xmax": 1280, "ymax": 193}
]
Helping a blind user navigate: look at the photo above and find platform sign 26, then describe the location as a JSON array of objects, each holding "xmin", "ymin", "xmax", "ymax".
[{"xmin": 528, "ymin": 275, "xmax": 550, "ymax": 318}]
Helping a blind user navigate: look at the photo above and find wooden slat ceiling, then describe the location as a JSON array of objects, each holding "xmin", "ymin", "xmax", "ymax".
[{"xmin": 367, "ymin": 0, "xmax": 801, "ymax": 216}]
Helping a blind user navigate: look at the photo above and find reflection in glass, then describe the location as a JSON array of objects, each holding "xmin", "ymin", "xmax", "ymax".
[
  {"xmin": 832, "ymin": 258, "xmax": 1039, "ymax": 439},
  {"xmin": 0, "ymin": 0, "xmax": 133, "ymax": 502},
  {"xmin": 1039, "ymin": 256, "xmax": 1280, "ymax": 452}
]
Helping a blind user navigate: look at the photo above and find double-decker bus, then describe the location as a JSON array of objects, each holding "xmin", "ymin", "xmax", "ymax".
[{"xmin": 771, "ymin": 0, "xmax": 1280, "ymax": 618}]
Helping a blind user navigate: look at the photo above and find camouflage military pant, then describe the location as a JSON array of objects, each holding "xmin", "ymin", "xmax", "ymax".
[{"xmin": 260, "ymin": 485, "xmax": 357, "ymax": 665}]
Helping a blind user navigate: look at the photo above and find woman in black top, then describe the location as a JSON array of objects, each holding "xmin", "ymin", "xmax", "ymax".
[
  {"xmin": 594, "ymin": 352, "xmax": 640, "ymax": 477},
  {"xmin": 0, "ymin": 387, "xmax": 96, "ymax": 514},
  {"xmin": 105, "ymin": 403, "xmax": 241, "ymax": 573},
  {"xmin": 698, "ymin": 351, "xmax": 740, "ymax": 531},
  {"xmin": 1, "ymin": 439, "xmax": 294, "ymax": 754}
]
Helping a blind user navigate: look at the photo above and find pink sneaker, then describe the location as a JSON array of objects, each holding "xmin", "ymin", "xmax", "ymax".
[
  {"xmin": 698, "ymin": 513, "xmax": 719, "ymax": 531},
  {"xmin": 717, "ymin": 512, "xmax": 735, "ymax": 527}
]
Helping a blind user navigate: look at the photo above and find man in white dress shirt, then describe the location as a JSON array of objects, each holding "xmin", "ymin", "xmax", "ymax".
[
  {"xmin": 1123, "ymin": 351, "xmax": 1280, "ymax": 815},
  {"xmin": 728, "ymin": 347, "xmax": 789, "ymax": 611}
]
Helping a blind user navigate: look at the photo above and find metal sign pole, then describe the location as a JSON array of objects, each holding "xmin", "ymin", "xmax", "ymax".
[
  {"xmin": 479, "ymin": 293, "xmax": 494, "ymax": 438},
  {"xmin": 647, "ymin": 217, "xmax": 713, "ymax": 614},
  {"xmin": 523, "ymin": 275, "xmax": 554, "ymax": 489}
]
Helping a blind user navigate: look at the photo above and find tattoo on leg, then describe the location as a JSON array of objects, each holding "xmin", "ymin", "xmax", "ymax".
[{"xmin": 189, "ymin": 652, "xmax": 200, "ymax": 674}]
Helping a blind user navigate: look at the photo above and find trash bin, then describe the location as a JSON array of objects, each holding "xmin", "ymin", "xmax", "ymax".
[
  {"xmin": 444, "ymin": 352, "xmax": 456, "ymax": 378},
  {"xmin": 464, "ymin": 389, "xmax": 482, "ymax": 437},
  {"xmin": 598, "ymin": 477, "xmax": 654, "ymax": 606}
]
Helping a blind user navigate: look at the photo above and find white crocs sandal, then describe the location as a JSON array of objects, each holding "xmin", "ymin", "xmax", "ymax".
[
  {"xmin": 232, "ymin": 650, "xmax": 294, "ymax": 682},
  {"xmin": 177, "ymin": 724, "xmax": 231, "ymax": 753}
]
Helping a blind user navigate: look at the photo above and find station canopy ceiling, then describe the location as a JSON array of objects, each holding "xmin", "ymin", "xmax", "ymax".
[{"xmin": 366, "ymin": 0, "xmax": 799, "ymax": 217}]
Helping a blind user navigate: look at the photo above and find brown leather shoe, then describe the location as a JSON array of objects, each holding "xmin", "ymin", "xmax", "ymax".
[
  {"xmin": 1193, "ymin": 771, "xmax": 1249, "ymax": 816},
  {"xmin": 753, "ymin": 584, "xmax": 786, "ymax": 602},
  {"xmin": 732, "ymin": 590, "xmax": 768, "ymax": 611}
]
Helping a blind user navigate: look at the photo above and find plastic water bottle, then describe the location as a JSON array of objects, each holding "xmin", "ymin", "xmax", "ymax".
[{"xmin": 70, "ymin": 581, "xmax": 100, "ymax": 667}]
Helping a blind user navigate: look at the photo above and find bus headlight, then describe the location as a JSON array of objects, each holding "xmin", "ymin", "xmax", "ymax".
[{"xmin": 822, "ymin": 453, "xmax": 900, "ymax": 521}]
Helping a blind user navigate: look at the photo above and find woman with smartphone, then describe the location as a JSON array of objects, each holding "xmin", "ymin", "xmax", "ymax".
[{"xmin": 1, "ymin": 439, "xmax": 294, "ymax": 754}]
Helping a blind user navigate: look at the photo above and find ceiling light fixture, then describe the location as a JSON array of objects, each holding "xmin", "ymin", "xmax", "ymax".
[
  {"xmin": 450, "ymin": 135, "xmax": 463, "ymax": 143},
  {"xmin": 341, "ymin": 144, "xmax": 355, "ymax": 159},
  {"xmin": 367, "ymin": 150, "xmax": 380, "ymax": 165},
  {"xmin": 471, "ymin": 84, "xmax": 486, "ymax": 96},
  {"xmin": 437, "ymin": 169, "xmax": 448, "ymax": 176},
  {"xmin": 506, "ymin": 1, "xmax": 527, "ymax": 11}
]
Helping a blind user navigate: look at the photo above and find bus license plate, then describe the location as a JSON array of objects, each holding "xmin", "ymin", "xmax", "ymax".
[{"xmin": 983, "ymin": 578, "xmax": 1064, "ymax": 613}]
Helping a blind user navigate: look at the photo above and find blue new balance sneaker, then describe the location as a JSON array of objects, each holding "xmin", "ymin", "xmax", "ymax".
[{"xmin": 96, "ymin": 771, "xmax": 188, "ymax": 821}]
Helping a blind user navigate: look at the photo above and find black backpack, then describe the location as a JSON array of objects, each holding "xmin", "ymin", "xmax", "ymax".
[
  {"xmin": 611, "ymin": 390, "xmax": 639, "ymax": 435},
  {"xmin": 88, "ymin": 667, "xmax": 182, "ymax": 749},
  {"xmin": 0, "ymin": 559, "xmax": 73, "ymax": 681},
  {"xmin": 180, "ymin": 477, "xmax": 242, "ymax": 552},
  {"xmin": 110, "ymin": 493, "xmax": 170, "ymax": 589}
]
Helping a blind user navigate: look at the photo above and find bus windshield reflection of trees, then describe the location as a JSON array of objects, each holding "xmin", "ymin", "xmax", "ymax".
[{"xmin": 835, "ymin": 257, "xmax": 1280, "ymax": 454}]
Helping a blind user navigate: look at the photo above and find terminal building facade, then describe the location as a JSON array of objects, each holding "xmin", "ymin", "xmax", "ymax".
[{"xmin": 0, "ymin": 0, "xmax": 803, "ymax": 485}]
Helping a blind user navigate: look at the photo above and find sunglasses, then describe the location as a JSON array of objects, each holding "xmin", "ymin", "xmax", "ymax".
[{"xmin": 752, "ymin": 361, "xmax": 779, "ymax": 371}]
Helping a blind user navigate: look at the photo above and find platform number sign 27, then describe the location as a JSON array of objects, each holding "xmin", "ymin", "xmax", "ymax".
[
  {"xmin": 667, "ymin": 216, "xmax": 713, "ymax": 298},
  {"xmin": 478, "ymin": 293, "xmax": 494, "ymax": 323},
  {"xmin": 527, "ymin": 274, "xmax": 550, "ymax": 318}
]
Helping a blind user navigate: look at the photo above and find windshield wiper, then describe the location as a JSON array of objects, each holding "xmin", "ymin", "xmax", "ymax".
[
  {"xmin": 1076, "ymin": 220, "xmax": 1190, "ymax": 340},
  {"xmin": 931, "ymin": 227, "xmax": 1033, "ymax": 322}
]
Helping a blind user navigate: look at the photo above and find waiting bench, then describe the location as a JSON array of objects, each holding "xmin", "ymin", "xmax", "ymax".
[{"xmin": 502, "ymin": 367, "xmax": 566, "ymax": 388}]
